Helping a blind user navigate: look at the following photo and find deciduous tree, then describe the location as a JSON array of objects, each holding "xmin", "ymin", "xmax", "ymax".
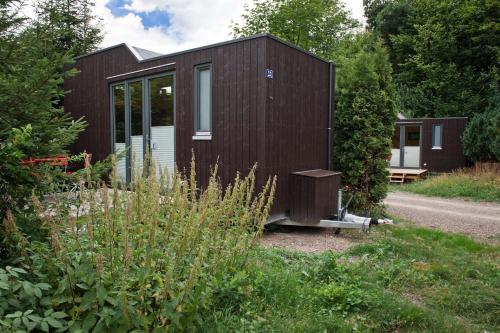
[
  {"xmin": 367, "ymin": 0, "xmax": 500, "ymax": 119},
  {"xmin": 232, "ymin": 0, "xmax": 358, "ymax": 58}
]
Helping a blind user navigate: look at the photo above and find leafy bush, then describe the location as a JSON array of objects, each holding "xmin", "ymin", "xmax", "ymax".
[
  {"xmin": 334, "ymin": 33, "xmax": 397, "ymax": 213},
  {"xmin": 463, "ymin": 94, "xmax": 500, "ymax": 162},
  {"xmin": 2, "ymin": 157, "xmax": 276, "ymax": 332},
  {"xmin": 0, "ymin": 264, "xmax": 68, "ymax": 332}
]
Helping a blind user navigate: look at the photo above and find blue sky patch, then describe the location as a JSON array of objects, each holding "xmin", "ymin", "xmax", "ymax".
[{"xmin": 106, "ymin": 0, "xmax": 172, "ymax": 29}]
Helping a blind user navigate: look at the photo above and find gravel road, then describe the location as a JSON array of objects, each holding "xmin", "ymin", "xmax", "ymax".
[
  {"xmin": 385, "ymin": 191, "xmax": 500, "ymax": 242},
  {"xmin": 261, "ymin": 191, "xmax": 500, "ymax": 253}
]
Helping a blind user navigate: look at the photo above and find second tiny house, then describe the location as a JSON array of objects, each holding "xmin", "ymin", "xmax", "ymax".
[
  {"xmin": 390, "ymin": 116, "xmax": 468, "ymax": 172},
  {"xmin": 65, "ymin": 34, "xmax": 337, "ymax": 220}
]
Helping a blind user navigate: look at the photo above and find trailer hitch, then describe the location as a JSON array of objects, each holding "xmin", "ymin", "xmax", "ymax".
[{"xmin": 320, "ymin": 189, "xmax": 393, "ymax": 233}]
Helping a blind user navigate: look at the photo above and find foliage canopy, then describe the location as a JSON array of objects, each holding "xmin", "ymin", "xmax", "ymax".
[
  {"xmin": 365, "ymin": 0, "xmax": 500, "ymax": 119},
  {"xmin": 232, "ymin": 0, "xmax": 359, "ymax": 58},
  {"xmin": 463, "ymin": 93, "xmax": 500, "ymax": 162}
]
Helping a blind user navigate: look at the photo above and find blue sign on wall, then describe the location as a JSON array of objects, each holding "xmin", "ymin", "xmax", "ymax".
[{"xmin": 265, "ymin": 69, "xmax": 274, "ymax": 79}]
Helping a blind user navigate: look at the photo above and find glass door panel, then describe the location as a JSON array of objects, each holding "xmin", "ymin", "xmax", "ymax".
[
  {"xmin": 129, "ymin": 81, "xmax": 143, "ymax": 178},
  {"xmin": 403, "ymin": 125, "xmax": 420, "ymax": 168},
  {"xmin": 112, "ymin": 84, "xmax": 127, "ymax": 181},
  {"xmin": 111, "ymin": 73, "xmax": 175, "ymax": 183},
  {"xmin": 390, "ymin": 125, "xmax": 401, "ymax": 167},
  {"xmin": 149, "ymin": 75, "xmax": 175, "ymax": 178}
]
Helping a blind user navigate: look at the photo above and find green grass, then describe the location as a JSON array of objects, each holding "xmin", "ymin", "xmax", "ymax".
[
  {"xmin": 391, "ymin": 170, "xmax": 500, "ymax": 202},
  {"xmin": 204, "ymin": 223, "xmax": 500, "ymax": 332}
]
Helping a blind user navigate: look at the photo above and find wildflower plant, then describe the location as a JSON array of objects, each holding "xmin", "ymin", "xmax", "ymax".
[{"xmin": 32, "ymin": 154, "xmax": 276, "ymax": 331}]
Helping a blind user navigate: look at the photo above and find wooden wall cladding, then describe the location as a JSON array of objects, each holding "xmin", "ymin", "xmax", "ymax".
[
  {"xmin": 265, "ymin": 38, "xmax": 331, "ymax": 213},
  {"xmin": 64, "ymin": 35, "xmax": 332, "ymax": 216}
]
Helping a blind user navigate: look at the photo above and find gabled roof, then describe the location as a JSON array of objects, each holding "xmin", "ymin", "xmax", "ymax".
[
  {"xmin": 74, "ymin": 34, "xmax": 332, "ymax": 64},
  {"xmin": 74, "ymin": 43, "xmax": 163, "ymax": 61}
]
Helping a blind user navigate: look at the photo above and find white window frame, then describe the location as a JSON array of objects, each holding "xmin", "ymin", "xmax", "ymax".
[
  {"xmin": 432, "ymin": 124, "xmax": 442, "ymax": 149},
  {"xmin": 193, "ymin": 63, "xmax": 212, "ymax": 140}
]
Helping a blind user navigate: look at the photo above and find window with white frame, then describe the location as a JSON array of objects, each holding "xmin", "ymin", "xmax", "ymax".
[
  {"xmin": 432, "ymin": 124, "xmax": 442, "ymax": 149},
  {"xmin": 193, "ymin": 64, "xmax": 212, "ymax": 139}
]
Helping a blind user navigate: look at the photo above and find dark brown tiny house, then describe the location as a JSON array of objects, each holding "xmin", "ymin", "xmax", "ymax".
[
  {"xmin": 64, "ymin": 34, "xmax": 336, "ymax": 221},
  {"xmin": 390, "ymin": 116, "xmax": 468, "ymax": 172}
]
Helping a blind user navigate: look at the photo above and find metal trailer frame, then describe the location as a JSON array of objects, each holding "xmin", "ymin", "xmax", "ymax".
[{"xmin": 270, "ymin": 189, "xmax": 392, "ymax": 232}]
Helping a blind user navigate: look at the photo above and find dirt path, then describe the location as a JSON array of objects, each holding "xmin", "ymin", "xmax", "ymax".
[
  {"xmin": 260, "ymin": 226, "xmax": 367, "ymax": 253},
  {"xmin": 385, "ymin": 191, "xmax": 500, "ymax": 242}
]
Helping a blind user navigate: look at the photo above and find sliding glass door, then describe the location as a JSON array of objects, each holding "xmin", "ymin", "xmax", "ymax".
[
  {"xmin": 129, "ymin": 80, "xmax": 144, "ymax": 177},
  {"xmin": 112, "ymin": 84, "xmax": 127, "ymax": 181},
  {"xmin": 390, "ymin": 125, "xmax": 401, "ymax": 168},
  {"xmin": 149, "ymin": 75, "xmax": 175, "ymax": 178},
  {"xmin": 111, "ymin": 72, "xmax": 175, "ymax": 182}
]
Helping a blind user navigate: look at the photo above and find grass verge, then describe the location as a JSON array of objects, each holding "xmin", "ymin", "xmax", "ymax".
[
  {"xmin": 391, "ymin": 169, "xmax": 500, "ymax": 202},
  {"xmin": 206, "ymin": 222, "xmax": 500, "ymax": 332}
]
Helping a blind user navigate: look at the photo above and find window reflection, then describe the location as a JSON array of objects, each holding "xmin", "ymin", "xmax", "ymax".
[
  {"xmin": 129, "ymin": 81, "xmax": 143, "ymax": 135},
  {"xmin": 150, "ymin": 76, "xmax": 174, "ymax": 127},
  {"xmin": 113, "ymin": 85, "xmax": 125, "ymax": 144}
]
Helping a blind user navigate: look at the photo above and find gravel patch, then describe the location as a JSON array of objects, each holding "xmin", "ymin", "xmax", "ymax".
[
  {"xmin": 260, "ymin": 226, "xmax": 368, "ymax": 253},
  {"xmin": 385, "ymin": 191, "xmax": 500, "ymax": 243}
]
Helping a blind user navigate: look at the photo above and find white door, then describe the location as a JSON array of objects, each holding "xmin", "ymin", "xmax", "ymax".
[
  {"xmin": 403, "ymin": 125, "xmax": 421, "ymax": 168},
  {"xmin": 149, "ymin": 75, "xmax": 175, "ymax": 178}
]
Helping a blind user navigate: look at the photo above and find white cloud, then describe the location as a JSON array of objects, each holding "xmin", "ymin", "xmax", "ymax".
[
  {"xmin": 23, "ymin": 0, "xmax": 366, "ymax": 56},
  {"xmin": 93, "ymin": 0, "xmax": 366, "ymax": 55},
  {"xmin": 94, "ymin": 0, "xmax": 249, "ymax": 55}
]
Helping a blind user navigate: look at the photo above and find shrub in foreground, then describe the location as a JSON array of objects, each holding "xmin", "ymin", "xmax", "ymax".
[
  {"xmin": 334, "ymin": 33, "xmax": 397, "ymax": 213},
  {"xmin": 1, "ymin": 158, "xmax": 276, "ymax": 332}
]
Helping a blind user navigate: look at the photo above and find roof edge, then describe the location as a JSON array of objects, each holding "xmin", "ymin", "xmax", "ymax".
[
  {"xmin": 74, "ymin": 43, "xmax": 148, "ymax": 61},
  {"xmin": 398, "ymin": 117, "xmax": 468, "ymax": 121},
  {"xmin": 74, "ymin": 43, "xmax": 124, "ymax": 60},
  {"xmin": 74, "ymin": 33, "xmax": 332, "ymax": 65},
  {"xmin": 126, "ymin": 43, "xmax": 147, "ymax": 61},
  {"xmin": 264, "ymin": 34, "xmax": 331, "ymax": 64}
]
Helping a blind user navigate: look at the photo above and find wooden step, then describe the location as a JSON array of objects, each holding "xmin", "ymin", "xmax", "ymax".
[{"xmin": 388, "ymin": 168, "xmax": 428, "ymax": 183}]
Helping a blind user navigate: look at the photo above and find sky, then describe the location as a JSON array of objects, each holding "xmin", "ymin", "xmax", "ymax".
[
  {"xmin": 94, "ymin": 0, "xmax": 366, "ymax": 55},
  {"xmin": 24, "ymin": 0, "xmax": 366, "ymax": 55}
]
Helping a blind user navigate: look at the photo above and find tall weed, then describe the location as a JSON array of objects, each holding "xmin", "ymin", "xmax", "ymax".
[{"xmin": 3, "ymin": 156, "xmax": 276, "ymax": 332}]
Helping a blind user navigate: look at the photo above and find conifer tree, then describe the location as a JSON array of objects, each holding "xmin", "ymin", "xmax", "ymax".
[
  {"xmin": 334, "ymin": 34, "xmax": 396, "ymax": 213},
  {"xmin": 35, "ymin": 0, "xmax": 103, "ymax": 55},
  {"xmin": 0, "ymin": 0, "xmax": 87, "ymax": 221}
]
